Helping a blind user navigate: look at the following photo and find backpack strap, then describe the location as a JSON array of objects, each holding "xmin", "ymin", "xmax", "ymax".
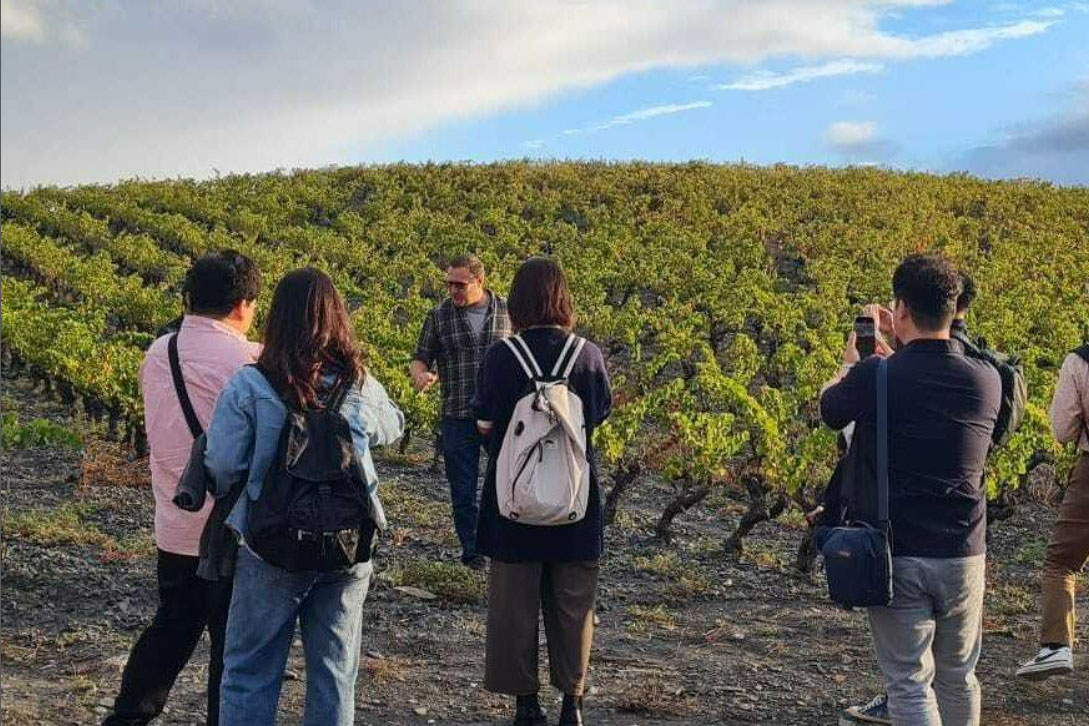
[
  {"xmin": 326, "ymin": 372, "xmax": 357, "ymax": 413},
  {"xmin": 552, "ymin": 334, "xmax": 587, "ymax": 379},
  {"xmin": 168, "ymin": 333, "xmax": 204, "ymax": 439},
  {"xmin": 876, "ymin": 357, "xmax": 889, "ymax": 526},
  {"xmin": 503, "ymin": 334, "xmax": 543, "ymax": 379},
  {"xmin": 1074, "ymin": 345, "xmax": 1089, "ymax": 366}
]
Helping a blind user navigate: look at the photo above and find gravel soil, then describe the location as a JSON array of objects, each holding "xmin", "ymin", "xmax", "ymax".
[{"xmin": 2, "ymin": 373, "xmax": 1086, "ymax": 725}]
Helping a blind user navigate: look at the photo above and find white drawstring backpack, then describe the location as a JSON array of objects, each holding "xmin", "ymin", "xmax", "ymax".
[{"xmin": 495, "ymin": 333, "xmax": 590, "ymax": 526}]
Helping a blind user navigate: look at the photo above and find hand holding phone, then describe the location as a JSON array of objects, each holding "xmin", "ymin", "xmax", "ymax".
[{"xmin": 854, "ymin": 316, "xmax": 876, "ymax": 359}]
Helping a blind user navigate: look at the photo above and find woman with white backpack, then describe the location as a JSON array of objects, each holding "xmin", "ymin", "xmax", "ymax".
[{"xmin": 472, "ymin": 257, "xmax": 612, "ymax": 726}]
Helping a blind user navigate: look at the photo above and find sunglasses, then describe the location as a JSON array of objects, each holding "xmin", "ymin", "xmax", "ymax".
[{"xmin": 445, "ymin": 280, "xmax": 476, "ymax": 290}]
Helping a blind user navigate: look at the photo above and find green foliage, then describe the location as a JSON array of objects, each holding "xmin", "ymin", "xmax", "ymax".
[
  {"xmin": 389, "ymin": 559, "xmax": 485, "ymax": 604},
  {"xmin": 2, "ymin": 162, "xmax": 1087, "ymax": 510},
  {"xmin": 0, "ymin": 412, "xmax": 84, "ymax": 450},
  {"xmin": 2, "ymin": 503, "xmax": 110, "ymax": 548}
]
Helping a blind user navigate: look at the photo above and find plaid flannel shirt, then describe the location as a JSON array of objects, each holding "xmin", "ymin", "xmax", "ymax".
[{"xmin": 413, "ymin": 290, "xmax": 511, "ymax": 419}]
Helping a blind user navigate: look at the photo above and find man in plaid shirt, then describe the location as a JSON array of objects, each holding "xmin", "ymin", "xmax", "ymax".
[{"xmin": 411, "ymin": 254, "xmax": 511, "ymax": 569}]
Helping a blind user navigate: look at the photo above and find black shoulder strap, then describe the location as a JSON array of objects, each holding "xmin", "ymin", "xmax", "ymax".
[
  {"xmin": 327, "ymin": 372, "xmax": 357, "ymax": 413},
  {"xmin": 1074, "ymin": 345, "xmax": 1089, "ymax": 365},
  {"xmin": 168, "ymin": 333, "xmax": 204, "ymax": 439},
  {"xmin": 876, "ymin": 357, "xmax": 889, "ymax": 525}
]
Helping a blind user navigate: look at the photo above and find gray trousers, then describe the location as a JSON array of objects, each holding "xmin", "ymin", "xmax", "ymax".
[{"xmin": 868, "ymin": 555, "xmax": 986, "ymax": 726}]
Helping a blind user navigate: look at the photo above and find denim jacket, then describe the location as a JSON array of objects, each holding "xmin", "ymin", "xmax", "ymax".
[{"xmin": 204, "ymin": 365, "xmax": 405, "ymax": 542}]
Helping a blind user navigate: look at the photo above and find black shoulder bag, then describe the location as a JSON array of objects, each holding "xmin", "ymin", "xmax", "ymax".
[{"xmin": 815, "ymin": 357, "xmax": 893, "ymax": 609}]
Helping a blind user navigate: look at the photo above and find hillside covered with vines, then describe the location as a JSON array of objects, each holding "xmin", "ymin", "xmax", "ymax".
[{"xmin": 3, "ymin": 162, "xmax": 1087, "ymax": 555}]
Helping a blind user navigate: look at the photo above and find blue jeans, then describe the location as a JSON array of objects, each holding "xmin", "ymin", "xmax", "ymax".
[
  {"xmin": 219, "ymin": 546, "xmax": 372, "ymax": 726},
  {"xmin": 442, "ymin": 417, "xmax": 485, "ymax": 560}
]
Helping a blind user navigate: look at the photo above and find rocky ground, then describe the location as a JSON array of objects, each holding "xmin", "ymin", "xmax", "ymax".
[{"xmin": 2, "ymin": 372, "xmax": 1086, "ymax": 725}]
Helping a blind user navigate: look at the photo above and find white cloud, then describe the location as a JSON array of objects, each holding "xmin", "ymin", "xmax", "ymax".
[
  {"xmin": 827, "ymin": 121, "xmax": 878, "ymax": 147},
  {"xmin": 523, "ymin": 139, "xmax": 546, "ymax": 150},
  {"xmin": 0, "ymin": 1, "xmax": 1065, "ymax": 186},
  {"xmin": 839, "ymin": 89, "xmax": 878, "ymax": 106},
  {"xmin": 826, "ymin": 120, "xmax": 900, "ymax": 160},
  {"xmin": 718, "ymin": 60, "xmax": 883, "ymax": 91},
  {"xmin": 563, "ymin": 101, "xmax": 712, "ymax": 135},
  {"xmin": 0, "ymin": 0, "xmax": 45, "ymax": 41},
  {"xmin": 889, "ymin": 19, "xmax": 1054, "ymax": 57},
  {"xmin": 1, "ymin": 0, "xmax": 85, "ymax": 46},
  {"xmin": 1031, "ymin": 7, "xmax": 1065, "ymax": 18}
]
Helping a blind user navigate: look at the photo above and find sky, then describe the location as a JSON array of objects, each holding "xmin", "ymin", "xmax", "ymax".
[{"xmin": 1, "ymin": 0, "xmax": 1087, "ymax": 188}]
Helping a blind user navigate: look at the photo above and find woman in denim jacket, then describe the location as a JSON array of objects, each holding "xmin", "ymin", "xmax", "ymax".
[{"xmin": 205, "ymin": 268, "xmax": 404, "ymax": 726}]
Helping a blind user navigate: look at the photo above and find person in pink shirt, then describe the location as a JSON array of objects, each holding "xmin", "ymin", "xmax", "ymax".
[{"xmin": 104, "ymin": 251, "xmax": 262, "ymax": 726}]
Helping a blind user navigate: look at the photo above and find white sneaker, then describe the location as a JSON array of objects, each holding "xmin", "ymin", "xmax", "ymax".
[{"xmin": 1016, "ymin": 646, "xmax": 1074, "ymax": 681}]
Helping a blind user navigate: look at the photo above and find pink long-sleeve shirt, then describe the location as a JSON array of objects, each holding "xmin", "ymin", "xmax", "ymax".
[
  {"xmin": 1050, "ymin": 352, "xmax": 1089, "ymax": 454},
  {"xmin": 140, "ymin": 315, "xmax": 261, "ymax": 556}
]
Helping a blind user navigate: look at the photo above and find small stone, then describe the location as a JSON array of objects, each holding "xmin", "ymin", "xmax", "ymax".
[
  {"xmin": 414, "ymin": 706, "xmax": 429, "ymax": 716},
  {"xmin": 395, "ymin": 585, "xmax": 438, "ymax": 601},
  {"xmin": 97, "ymin": 697, "xmax": 114, "ymax": 708},
  {"xmin": 366, "ymin": 649, "xmax": 385, "ymax": 660}
]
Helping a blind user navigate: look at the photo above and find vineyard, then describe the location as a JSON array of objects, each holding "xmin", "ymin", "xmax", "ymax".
[{"xmin": 3, "ymin": 162, "xmax": 1089, "ymax": 559}]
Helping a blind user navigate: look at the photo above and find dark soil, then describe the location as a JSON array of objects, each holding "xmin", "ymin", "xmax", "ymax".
[{"xmin": 2, "ymin": 373, "xmax": 1086, "ymax": 725}]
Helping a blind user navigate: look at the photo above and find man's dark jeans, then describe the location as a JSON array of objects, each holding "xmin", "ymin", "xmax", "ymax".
[
  {"xmin": 103, "ymin": 549, "xmax": 232, "ymax": 726},
  {"xmin": 442, "ymin": 417, "xmax": 485, "ymax": 560}
]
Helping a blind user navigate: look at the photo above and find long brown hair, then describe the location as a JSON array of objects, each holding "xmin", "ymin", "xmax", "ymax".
[{"xmin": 257, "ymin": 268, "xmax": 365, "ymax": 409}]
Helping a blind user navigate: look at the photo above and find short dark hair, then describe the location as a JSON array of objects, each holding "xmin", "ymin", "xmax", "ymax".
[
  {"xmin": 956, "ymin": 272, "xmax": 977, "ymax": 314},
  {"xmin": 184, "ymin": 250, "xmax": 260, "ymax": 317},
  {"xmin": 892, "ymin": 253, "xmax": 961, "ymax": 333},
  {"xmin": 448, "ymin": 254, "xmax": 484, "ymax": 280},
  {"xmin": 508, "ymin": 257, "xmax": 575, "ymax": 332}
]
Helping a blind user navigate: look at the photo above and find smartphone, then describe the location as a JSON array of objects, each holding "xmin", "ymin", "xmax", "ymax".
[{"xmin": 854, "ymin": 316, "xmax": 876, "ymax": 358}]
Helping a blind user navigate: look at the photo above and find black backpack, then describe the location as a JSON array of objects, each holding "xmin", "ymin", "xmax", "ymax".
[
  {"xmin": 247, "ymin": 368, "xmax": 378, "ymax": 572},
  {"xmin": 960, "ymin": 336, "xmax": 1028, "ymax": 448}
]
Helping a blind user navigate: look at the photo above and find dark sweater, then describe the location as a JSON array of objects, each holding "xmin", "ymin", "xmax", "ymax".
[
  {"xmin": 820, "ymin": 339, "xmax": 1001, "ymax": 557},
  {"xmin": 471, "ymin": 328, "xmax": 612, "ymax": 562}
]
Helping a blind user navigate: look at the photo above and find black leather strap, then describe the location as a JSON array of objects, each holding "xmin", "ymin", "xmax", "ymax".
[
  {"xmin": 876, "ymin": 357, "xmax": 889, "ymax": 524},
  {"xmin": 168, "ymin": 333, "xmax": 204, "ymax": 439}
]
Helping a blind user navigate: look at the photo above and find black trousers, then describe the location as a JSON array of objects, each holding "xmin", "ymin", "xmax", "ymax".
[{"xmin": 103, "ymin": 549, "xmax": 232, "ymax": 726}]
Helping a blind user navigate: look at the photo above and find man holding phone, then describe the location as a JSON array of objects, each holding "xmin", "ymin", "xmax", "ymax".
[{"xmin": 821, "ymin": 254, "xmax": 1000, "ymax": 726}]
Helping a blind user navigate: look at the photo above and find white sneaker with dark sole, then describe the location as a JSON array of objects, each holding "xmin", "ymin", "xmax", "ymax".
[{"xmin": 1016, "ymin": 646, "xmax": 1074, "ymax": 681}]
